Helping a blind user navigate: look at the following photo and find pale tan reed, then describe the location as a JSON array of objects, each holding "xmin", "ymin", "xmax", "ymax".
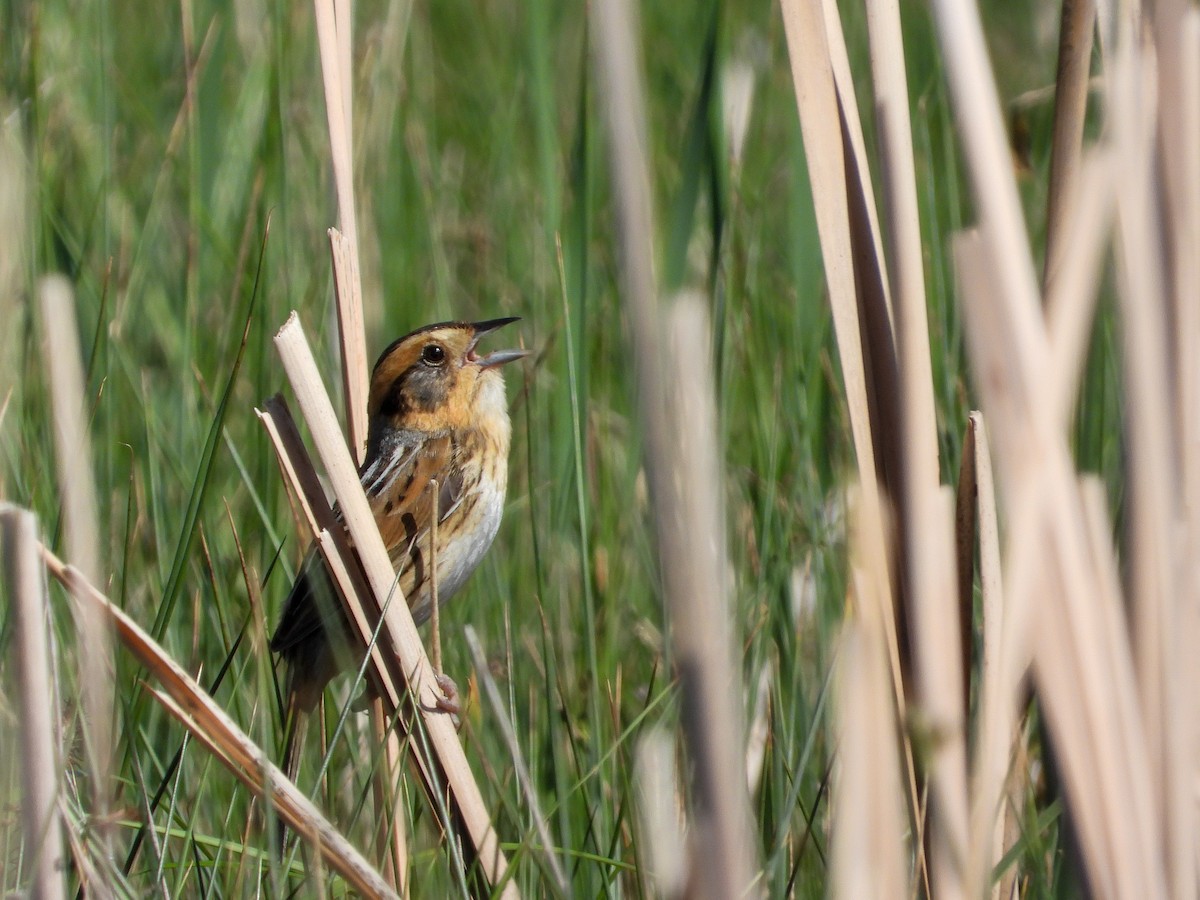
[
  {"xmin": 312, "ymin": 1, "xmax": 408, "ymax": 881},
  {"xmin": 37, "ymin": 275, "xmax": 116, "ymax": 864},
  {"xmin": 313, "ymin": 0, "xmax": 368, "ymax": 457},
  {"xmin": 258, "ymin": 395, "xmax": 412, "ymax": 891},
  {"xmin": 778, "ymin": 2, "xmax": 922, "ymax": 863},
  {"xmin": 589, "ymin": 0, "xmax": 759, "ymax": 892},
  {"xmin": 777, "ymin": 0, "xmax": 1200, "ymax": 894},
  {"xmin": 833, "ymin": 489, "xmax": 907, "ymax": 898},
  {"xmin": 1043, "ymin": 0, "xmax": 1097, "ymax": 297},
  {"xmin": 2, "ymin": 505, "xmax": 67, "ymax": 900}
]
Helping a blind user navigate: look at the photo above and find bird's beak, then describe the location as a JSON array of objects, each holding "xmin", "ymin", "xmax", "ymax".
[{"xmin": 467, "ymin": 317, "xmax": 531, "ymax": 369}]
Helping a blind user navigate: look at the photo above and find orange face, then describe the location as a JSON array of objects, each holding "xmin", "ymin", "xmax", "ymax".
[{"xmin": 366, "ymin": 317, "xmax": 528, "ymax": 436}]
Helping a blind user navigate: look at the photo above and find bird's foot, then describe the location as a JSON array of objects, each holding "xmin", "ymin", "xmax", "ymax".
[{"xmin": 421, "ymin": 672, "xmax": 462, "ymax": 729}]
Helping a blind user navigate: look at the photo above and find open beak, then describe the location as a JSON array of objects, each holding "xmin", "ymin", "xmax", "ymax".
[{"xmin": 467, "ymin": 316, "xmax": 531, "ymax": 369}]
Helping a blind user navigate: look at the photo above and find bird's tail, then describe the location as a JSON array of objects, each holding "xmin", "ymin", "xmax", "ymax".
[{"xmin": 273, "ymin": 691, "xmax": 309, "ymax": 852}]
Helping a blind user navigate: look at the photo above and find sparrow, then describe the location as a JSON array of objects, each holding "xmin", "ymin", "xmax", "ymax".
[{"xmin": 270, "ymin": 317, "xmax": 528, "ymax": 739}]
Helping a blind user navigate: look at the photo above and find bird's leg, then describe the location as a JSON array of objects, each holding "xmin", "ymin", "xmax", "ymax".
[{"xmin": 427, "ymin": 479, "xmax": 460, "ymax": 720}]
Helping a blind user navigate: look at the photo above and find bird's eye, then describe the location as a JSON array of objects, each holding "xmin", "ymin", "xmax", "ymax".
[{"xmin": 421, "ymin": 344, "xmax": 446, "ymax": 366}]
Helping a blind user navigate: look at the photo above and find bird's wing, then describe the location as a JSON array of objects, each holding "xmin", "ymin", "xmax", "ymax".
[
  {"xmin": 371, "ymin": 434, "xmax": 458, "ymax": 563},
  {"xmin": 270, "ymin": 434, "xmax": 453, "ymax": 657}
]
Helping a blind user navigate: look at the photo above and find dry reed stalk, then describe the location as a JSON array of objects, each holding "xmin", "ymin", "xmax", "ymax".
[
  {"xmin": 274, "ymin": 313, "xmax": 516, "ymax": 896},
  {"xmin": 314, "ymin": 0, "xmax": 368, "ymax": 457},
  {"xmin": 327, "ymin": 227, "xmax": 369, "ymax": 461},
  {"xmin": 818, "ymin": 0, "xmax": 898, "ymax": 335},
  {"xmin": 3, "ymin": 505, "xmax": 67, "ymax": 899},
  {"xmin": 961, "ymin": 412, "xmax": 1017, "ymax": 900},
  {"xmin": 634, "ymin": 729, "xmax": 686, "ymax": 897},
  {"xmin": 778, "ymin": 0, "xmax": 886, "ymax": 498},
  {"xmin": 1108, "ymin": 43, "xmax": 1193, "ymax": 898},
  {"xmin": 864, "ymin": 0, "xmax": 937, "ymax": 486},
  {"xmin": 863, "ymin": 0, "xmax": 975, "ymax": 885},
  {"xmin": 259, "ymin": 395, "xmax": 437, "ymax": 890},
  {"xmin": 910, "ymin": 487, "xmax": 969, "ymax": 897},
  {"xmin": 371, "ymin": 714, "xmax": 409, "ymax": 894},
  {"xmin": 929, "ymin": 0, "xmax": 1170, "ymax": 888},
  {"xmin": 953, "ymin": 226, "xmax": 1164, "ymax": 897},
  {"xmin": 464, "ymin": 626, "xmax": 569, "ymax": 896},
  {"xmin": 832, "ymin": 489, "xmax": 907, "ymax": 898},
  {"xmin": 744, "ymin": 663, "xmax": 772, "ymax": 795},
  {"xmin": 37, "ymin": 545, "xmax": 400, "ymax": 898},
  {"xmin": 1173, "ymin": 14, "xmax": 1200, "ymax": 899},
  {"xmin": 1043, "ymin": 0, "xmax": 1097, "ymax": 298},
  {"xmin": 662, "ymin": 297, "xmax": 759, "ymax": 897},
  {"xmin": 1149, "ymin": 15, "xmax": 1200, "ymax": 898},
  {"xmin": 313, "ymin": 2, "xmax": 408, "ymax": 878},
  {"xmin": 589, "ymin": 1, "xmax": 758, "ymax": 892},
  {"xmin": 778, "ymin": 1, "xmax": 923, "ymax": 857},
  {"xmin": 1043, "ymin": 151, "xmax": 1117, "ymax": 422},
  {"xmin": 38, "ymin": 274, "xmax": 116, "ymax": 862}
]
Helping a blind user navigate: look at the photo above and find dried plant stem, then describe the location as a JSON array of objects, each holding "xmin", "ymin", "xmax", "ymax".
[
  {"xmin": 274, "ymin": 313, "xmax": 516, "ymax": 896},
  {"xmin": 634, "ymin": 729, "xmax": 687, "ymax": 896},
  {"xmin": 833, "ymin": 489, "xmax": 908, "ymax": 898},
  {"xmin": 39, "ymin": 544, "xmax": 400, "ymax": 897},
  {"xmin": 259, "ymin": 397, "xmax": 434, "ymax": 888},
  {"xmin": 429, "ymin": 478, "xmax": 442, "ymax": 675},
  {"xmin": 589, "ymin": 1, "xmax": 758, "ymax": 892},
  {"xmin": 930, "ymin": 2, "xmax": 1169, "ymax": 889},
  {"xmin": 314, "ymin": 0, "xmax": 367, "ymax": 458},
  {"xmin": 911, "ymin": 488, "xmax": 969, "ymax": 896},
  {"xmin": 780, "ymin": 0, "xmax": 922, "ymax": 868},
  {"xmin": 3, "ymin": 505, "xmax": 67, "ymax": 900},
  {"xmin": 962, "ymin": 412, "xmax": 1015, "ymax": 899},
  {"xmin": 954, "ymin": 227, "xmax": 1164, "ymax": 897},
  {"xmin": 1109, "ymin": 44, "xmax": 1185, "ymax": 896},
  {"xmin": 327, "ymin": 227, "xmax": 369, "ymax": 460},
  {"xmin": 38, "ymin": 274, "xmax": 116, "ymax": 862},
  {"xmin": 1044, "ymin": 0, "xmax": 1097, "ymax": 297}
]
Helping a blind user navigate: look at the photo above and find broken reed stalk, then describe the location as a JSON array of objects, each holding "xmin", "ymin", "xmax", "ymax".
[
  {"xmin": 780, "ymin": 0, "xmax": 924, "ymax": 877},
  {"xmin": 313, "ymin": 0, "xmax": 368, "ymax": 457},
  {"xmin": 932, "ymin": 0, "xmax": 1170, "ymax": 892},
  {"xmin": 831, "ymin": 489, "xmax": 906, "ymax": 898},
  {"xmin": 589, "ymin": 0, "xmax": 759, "ymax": 893},
  {"xmin": 3, "ymin": 505, "xmax": 67, "ymax": 900},
  {"xmin": 954, "ymin": 223, "xmax": 1164, "ymax": 896},
  {"xmin": 314, "ymin": 0, "xmax": 408, "ymax": 883},
  {"xmin": 38, "ymin": 274, "xmax": 116, "ymax": 861},
  {"xmin": 865, "ymin": 0, "xmax": 973, "ymax": 885},
  {"xmin": 961, "ymin": 412, "xmax": 1016, "ymax": 900},
  {"xmin": 37, "ymin": 543, "xmax": 399, "ymax": 899},
  {"xmin": 260, "ymin": 394, "xmax": 415, "ymax": 889},
  {"xmin": 273, "ymin": 313, "xmax": 517, "ymax": 897}
]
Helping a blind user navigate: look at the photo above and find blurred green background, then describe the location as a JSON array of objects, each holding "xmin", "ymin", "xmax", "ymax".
[{"xmin": 0, "ymin": 0, "xmax": 1116, "ymax": 895}]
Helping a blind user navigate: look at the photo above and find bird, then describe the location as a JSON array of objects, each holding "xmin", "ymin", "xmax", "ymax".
[{"xmin": 270, "ymin": 317, "xmax": 528, "ymax": 774}]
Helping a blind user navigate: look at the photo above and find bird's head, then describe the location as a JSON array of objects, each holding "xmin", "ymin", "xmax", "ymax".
[{"xmin": 366, "ymin": 317, "xmax": 528, "ymax": 438}]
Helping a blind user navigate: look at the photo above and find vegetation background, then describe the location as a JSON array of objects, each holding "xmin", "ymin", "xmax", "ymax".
[{"xmin": 0, "ymin": 0, "xmax": 1116, "ymax": 895}]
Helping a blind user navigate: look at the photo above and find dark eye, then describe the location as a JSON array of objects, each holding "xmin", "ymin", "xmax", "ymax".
[{"xmin": 421, "ymin": 344, "xmax": 446, "ymax": 366}]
